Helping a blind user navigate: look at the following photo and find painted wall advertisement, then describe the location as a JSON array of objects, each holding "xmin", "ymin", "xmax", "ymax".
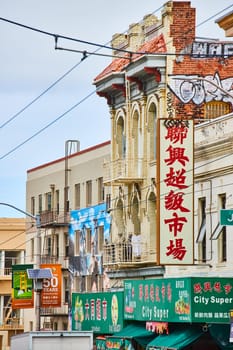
[
  {"xmin": 69, "ymin": 203, "xmax": 111, "ymax": 292},
  {"xmin": 157, "ymin": 118, "xmax": 194, "ymax": 265},
  {"xmin": 72, "ymin": 291, "xmax": 124, "ymax": 334},
  {"xmin": 12, "ymin": 264, "xmax": 34, "ymax": 309},
  {"xmin": 124, "ymin": 277, "xmax": 233, "ymax": 324}
]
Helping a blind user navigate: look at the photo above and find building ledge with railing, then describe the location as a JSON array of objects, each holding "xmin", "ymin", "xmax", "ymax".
[
  {"xmin": 39, "ymin": 210, "xmax": 70, "ymax": 228},
  {"xmin": 103, "ymin": 241, "xmax": 157, "ymax": 269},
  {"xmin": 0, "ymin": 317, "xmax": 24, "ymax": 330},
  {"xmin": 103, "ymin": 158, "xmax": 147, "ymax": 184},
  {"xmin": 40, "ymin": 304, "xmax": 68, "ymax": 316}
]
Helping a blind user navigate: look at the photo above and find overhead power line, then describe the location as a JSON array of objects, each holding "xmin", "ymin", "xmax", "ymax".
[
  {"xmin": 0, "ymin": 90, "xmax": 95, "ymax": 160},
  {"xmin": 196, "ymin": 4, "xmax": 233, "ymax": 28},
  {"xmin": 0, "ymin": 16, "xmax": 134, "ymax": 55},
  {"xmin": 0, "ymin": 60, "xmax": 85, "ymax": 129},
  {"xmin": 0, "ymin": 3, "xmax": 232, "ymax": 158},
  {"xmin": 1, "ymin": 4, "xmax": 233, "ymax": 59},
  {"xmin": 1, "ymin": 2, "xmax": 232, "ymax": 53},
  {"xmin": 0, "ymin": 4, "xmax": 164, "ymax": 135}
]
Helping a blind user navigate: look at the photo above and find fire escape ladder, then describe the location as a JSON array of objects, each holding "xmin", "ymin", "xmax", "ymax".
[{"xmin": 4, "ymin": 296, "xmax": 12, "ymax": 324}]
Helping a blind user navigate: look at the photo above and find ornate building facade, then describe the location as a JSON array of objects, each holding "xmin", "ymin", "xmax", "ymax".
[{"xmin": 93, "ymin": 1, "xmax": 233, "ymax": 285}]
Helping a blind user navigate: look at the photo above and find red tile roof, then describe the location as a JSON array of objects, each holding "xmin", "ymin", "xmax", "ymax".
[{"xmin": 94, "ymin": 34, "xmax": 166, "ymax": 82}]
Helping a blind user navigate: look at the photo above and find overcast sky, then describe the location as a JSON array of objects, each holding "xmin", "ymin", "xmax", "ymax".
[{"xmin": 0, "ymin": 0, "xmax": 233, "ymax": 217}]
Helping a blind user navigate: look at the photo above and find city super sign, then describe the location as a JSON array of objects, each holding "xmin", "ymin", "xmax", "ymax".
[{"xmin": 124, "ymin": 277, "xmax": 233, "ymax": 323}]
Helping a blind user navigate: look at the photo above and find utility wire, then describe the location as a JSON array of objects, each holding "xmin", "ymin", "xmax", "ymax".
[
  {"xmin": 9, "ymin": 173, "xmax": 233, "ymax": 251},
  {"xmin": 55, "ymin": 46, "xmax": 131, "ymax": 60},
  {"xmin": 0, "ymin": 3, "xmax": 230, "ymax": 133},
  {"xmin": 1, "ymin": 3, "xmax": 232, "ymax": 54},
  {"xmin": 0, "ymin": 61, "xmax": 84, "ymax": 129},
  {"xmin": 0, "ymin": 4, "xmax": 164, "ymax": 143},
  {"xmin": 0, "ymin": 3, "xmax": 232, "ymax": 156},
  {"xmin": 196, "ymin": 4, "xmax": 233, "ymax": 28},
  {"xmin": 0, "ymin": 6, "xmax": 163, "ymax": 130},
  {"xmin": 0, "ymin": 90, "xmax": 95, "ymax": 160},
  {"xmin": 0, "ymin": 16, "xmax": 134, "ymax": 55}
]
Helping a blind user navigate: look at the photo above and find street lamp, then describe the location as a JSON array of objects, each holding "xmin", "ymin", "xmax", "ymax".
[
  {"xmin": 0, "ymin": 202, "xmax": 38, "ymax": 221},
  {"xmin": 0, "ymin": 201, "xmax": 41, "ymax": 265}
]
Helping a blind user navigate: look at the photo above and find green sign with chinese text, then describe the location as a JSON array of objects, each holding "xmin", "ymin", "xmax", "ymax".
[
  {"xmin": 72, "ymin": 291, "xmax": 124, "ymax": 334},
  {"xmin": 124, "ymin": 277, "xmax": 233, "ymax": 324},
  {"xmin": 124, "ymin": 278, "xmax": 191, "ymax": 323}
]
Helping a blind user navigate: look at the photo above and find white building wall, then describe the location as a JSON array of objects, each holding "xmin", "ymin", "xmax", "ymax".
[{"xmin": 166, "ymin": 113, "xmax": 233, "ymax": 277}]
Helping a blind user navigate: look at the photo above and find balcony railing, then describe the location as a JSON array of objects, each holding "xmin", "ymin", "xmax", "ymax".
[
  {"xmin": 40, "ymin": 255, "xmax": 69, "ymax": 269},
  {"xmin": 39, "ymin": 210, "xmax": 69, "ymax": 227},
  {"xmin": 40, "ymin": 304, "xmax": 68, "ymax": 316},
  {"xmin": 103, "ymin": 158, "xmax": 147, "ymax": 184},
  {"xmin": 103, "ymin": 242, "xmax": 157, "ymax": 268},
  {"xmin": 0, "ymin": 268, "xmax": 12, "ymax": 277},
  {"xmin": 0, "ymin": 317, "xmax": 24, "ymax": 330}
]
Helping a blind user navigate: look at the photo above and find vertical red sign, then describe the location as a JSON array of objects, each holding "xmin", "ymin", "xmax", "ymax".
[{"xmin": 157, "ymin": 119, "xmax": 194, "ymax": 265}]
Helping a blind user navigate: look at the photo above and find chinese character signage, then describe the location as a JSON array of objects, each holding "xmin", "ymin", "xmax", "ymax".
[
  {"xmin": 191, "ymin": 277, "xmax": 233, "ymax": 323},
  {"xmin": 12, "ymin": 264, "xmax": 34, "ymax": 309},
  {"xmin": 157, "ymin": 119, "xmax": 194, "ymax": 265},
  {"xmin": 124, "ymin": 277, "xmax": 233, "ymax": 323},
  {"xmin": 124, "ymin": 278, "xmax": 191, "ymax": 322},
  {"xmin": 72, "ymin": 291, "xmax": 124, "ymax": 334},
  {"xmin": 40, "ymin": 264, "xmax": 62, "ymax": 307}
]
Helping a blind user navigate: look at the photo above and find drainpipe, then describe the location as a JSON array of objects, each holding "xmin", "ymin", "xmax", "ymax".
[{"xmin": 64, "ymin": 140, "xmax": 80, "ymax": 214}]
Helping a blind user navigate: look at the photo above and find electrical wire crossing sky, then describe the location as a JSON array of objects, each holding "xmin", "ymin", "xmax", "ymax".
[{"xmin": 0, "ymin": 0, "xmax": 232, "ymax": 217}]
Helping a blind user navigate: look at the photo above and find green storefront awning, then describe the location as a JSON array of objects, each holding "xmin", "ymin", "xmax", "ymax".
[
  {"xmin": 146, "ymin": 327, "xmax": 203, "ymax": 350},
  {"xmin": 96, "ymin": 337, "xmax": 107, "ymax": 350},
  {"xmin": 209, "ymin": 324, "xmax": 233, "ymax": 350},
  {"xmin": 107, "ymin": 323, "xmax": 156, "ymax": 349}
]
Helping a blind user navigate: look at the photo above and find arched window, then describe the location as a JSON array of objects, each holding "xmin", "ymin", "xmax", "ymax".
[
  {"xmin": 204, "ymin": 101, "xmax": 231, "ymax": 119},
  {"xmin": 132, "ymin": 196, "xmax": 141, "ymax": 235},
  {"xmin": 132, "ymin": 111, "xmax": 140, "ymax": 160},
  {"xmin": 148, "ymin": 103, "xmax": 157, "ymax": 160},
  {"xmin": 116, "ymin": 117, "xmax": 125, "ymax": 158},
  {"xmin": 116, "ymin": 198, "xmax": 125, "ymax": 236},
  {"xmin": 148, "ymin": 191, "xmax": 156, "ymax": 258}
]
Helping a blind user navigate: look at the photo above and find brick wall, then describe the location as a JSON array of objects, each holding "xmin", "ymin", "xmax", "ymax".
[{"xmin": 168, "ymin": 2, "xmax": 233, "ymax": 120}]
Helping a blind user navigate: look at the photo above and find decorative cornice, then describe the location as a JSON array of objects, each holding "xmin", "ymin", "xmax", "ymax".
[
  {"xmin": 111, "ymin": 83, "xmax": 126, "ymax": 97},
  {"xmin": 144, "ymin": 67, "xmax": 161, "ymax": 82},
  {"xmin": 216, "ymin": 11, "xmax": 233, "ymax": 37},
  {"xmin": 97, "ymin": 91, "xmax": 112, "ymax": 105},
  {"xmin": 127, "ymin": 76, "xmax": 144, "ymax": 92}
]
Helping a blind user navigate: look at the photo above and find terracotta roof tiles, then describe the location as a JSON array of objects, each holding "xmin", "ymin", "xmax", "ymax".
[{"xmin": 94, "ymin": 33, "xmax": 166, "ymax": 82}]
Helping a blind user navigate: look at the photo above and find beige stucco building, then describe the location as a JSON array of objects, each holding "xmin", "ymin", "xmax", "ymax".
[
  {"xmin": 22, "ymin": 2, "xmax": 233, "ymax": 347},
  {"xmin": 24, "ymin": 141, "xmax": 110, "ymax": 331},
  {"xmin": 93, "ymin": 0, "xmax": 233, "ymax": 285},
  {"xmin": 0, "ymin": 217, "xmax": 25, "ymax": 350}
]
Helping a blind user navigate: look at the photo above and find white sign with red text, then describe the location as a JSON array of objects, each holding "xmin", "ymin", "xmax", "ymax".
[{"xmin": 157, "ymin": 119, "xmax": 194, "ymax": 265}]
